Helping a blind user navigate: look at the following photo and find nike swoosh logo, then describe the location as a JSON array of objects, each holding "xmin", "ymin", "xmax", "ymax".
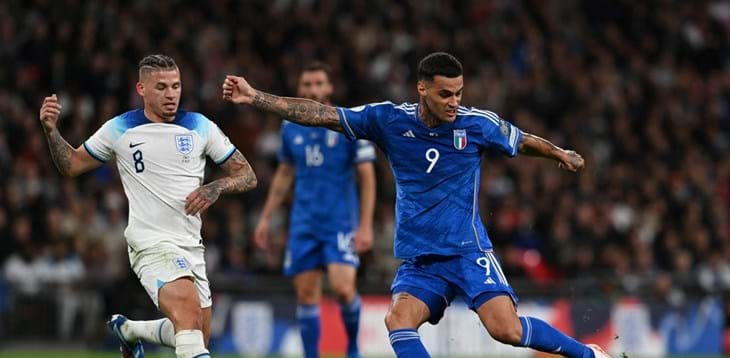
[{"xmin": 129, "ymin": 142, "xmax": 145, "ymax": 148}]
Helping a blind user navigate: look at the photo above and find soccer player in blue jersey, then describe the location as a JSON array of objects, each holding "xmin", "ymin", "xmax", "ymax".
[
  {"xmin": 223, "ymin": 52, "xmax": 611, "ymax": 358},
  {"xmin": 253, "ymin": 62, "xmax": 376, "ymax": 358}
]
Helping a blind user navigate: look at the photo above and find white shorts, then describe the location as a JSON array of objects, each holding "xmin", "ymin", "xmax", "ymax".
[{"xmin": 128, "ymin": 243, "xmax": 212, "ymax": 308}]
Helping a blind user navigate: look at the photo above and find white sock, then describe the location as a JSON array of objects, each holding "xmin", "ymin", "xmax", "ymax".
[
  {"xmin": 175, "ymin": 329, "xmax": 210, "ymax": 358},
  {"xmin": 121, "ymin": 318, "xmax": 175, "ymax": 347}
]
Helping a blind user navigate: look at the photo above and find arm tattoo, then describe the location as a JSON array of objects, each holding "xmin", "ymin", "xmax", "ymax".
[
  {"xmin": 205, "ymin": 150, "xmax": 257, "ymax": 197},
  {"xmin": 518, "ymin": 132, "xmax": 562, "ymax": 159},
  {"xmin": 45, "ymin": 129, "xmax": 74, "ymax": 176},
  {"xmin": 252, "ymin": 90, "xmax": 342, "ymax": 132}
]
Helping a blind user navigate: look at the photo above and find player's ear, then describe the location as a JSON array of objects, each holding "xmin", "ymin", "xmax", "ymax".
[
  {"xmin": 136, "ymin": 82, "xmax": 145, "ymax": 97},
  {"xmin": 417, "ymin": 80, "xmax": 427, "ymax": 96}
]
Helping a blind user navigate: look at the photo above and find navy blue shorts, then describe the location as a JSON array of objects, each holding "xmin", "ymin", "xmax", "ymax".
[
  {"xmin": 283, "ymin": 231, "xmax": 359, "ymax": 277},
  {"xmin": 391, "ymin": 251, "xmax": 518, "ymax": 324}
]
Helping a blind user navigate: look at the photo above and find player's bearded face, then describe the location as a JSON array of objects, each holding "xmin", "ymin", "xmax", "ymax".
[
  {"xmin": 297, "ymin": 71, "xmax": 333, "ymax": 104},
  {"xmin": 419, "ymin": 75, "xmax": 463, "ymax": 123},
  {"xmin": 140, "ymin": 70, "xmax": 181, "ymax": 120}
]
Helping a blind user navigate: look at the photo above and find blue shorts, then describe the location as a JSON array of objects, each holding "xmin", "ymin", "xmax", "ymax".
[
  {"xmin": 283, "ymin": 231, "xmax": 359, "ymax": 277},
  {"xmin": 391, "ymin": 251, "xmax": 518, "ymax": 324}
]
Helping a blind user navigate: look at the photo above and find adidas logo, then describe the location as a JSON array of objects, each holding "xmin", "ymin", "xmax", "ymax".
[{"xmin": 402, "ymin": 130, "xmax": 416, "ymax": 138}]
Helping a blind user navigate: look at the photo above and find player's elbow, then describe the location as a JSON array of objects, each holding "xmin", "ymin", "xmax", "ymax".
[
  {"xmin": 57, "ymin": 164, "xmax": 81, "ymax": 178},
  {"xmin": 242, "ymin": 171, "xmax": 258, "ymax": 191},
  {"xmin": 250, "ymin": 174, "xmax": 258, "ymax": 189}
]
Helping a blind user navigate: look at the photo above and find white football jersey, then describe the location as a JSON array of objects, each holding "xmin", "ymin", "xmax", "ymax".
[{"xmin": 84, "ymin": 109, "xmax": 236, "ymax": 250}]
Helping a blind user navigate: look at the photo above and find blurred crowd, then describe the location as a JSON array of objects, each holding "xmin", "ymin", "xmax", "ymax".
[{"xmin": 0, "ymin": 0, "xmax": 729, "ymax": 340}]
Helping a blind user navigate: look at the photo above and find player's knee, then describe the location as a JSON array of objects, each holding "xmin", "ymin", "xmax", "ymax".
[
  {"xmin": 330, "ymin": 282, "xmax": 356, "ymax": 303},
  {"xmin": 384, "ymin": 308, "xmax": 416, "ymax": 330},
  {"xmin": 486, "ymin": 320, "xmax": 522, "ymax": 345},
  {"xmin": 169, "ymin": 300, "xmax": 203, "ymax": 330},
  {"xmin": 295, "ymin": 286, "xmax": 320, "ymax": 305}
]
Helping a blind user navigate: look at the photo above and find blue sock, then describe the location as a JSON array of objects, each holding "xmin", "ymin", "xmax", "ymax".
[
  {"xmin": 519, "ymin": 316, "xmax": 594, "ymax": 358},
  {"xmin": 389, "ymin": 329, "xmax": 430, "ymax": 358},
  {"xmin": 297, "ymin": 304, "xmax": 320, "ymax": 358},
  {"xmin": 340, "ymin": 295, "xmax": 361, "ymax": 358}
]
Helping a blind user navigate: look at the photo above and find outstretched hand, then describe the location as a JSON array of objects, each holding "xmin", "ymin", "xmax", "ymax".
[
  {"xmin": 222, "ymin": 75, "xmax": 256, "ymax": 104},
  {"xmin": 558, "ymin": 150, "xmax": 585, "ymax": 172}
]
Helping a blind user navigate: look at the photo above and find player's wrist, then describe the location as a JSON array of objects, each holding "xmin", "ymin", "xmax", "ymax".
[{"xmin": 42, "ymin": 123, "xmax": 57, "ymax": 134}]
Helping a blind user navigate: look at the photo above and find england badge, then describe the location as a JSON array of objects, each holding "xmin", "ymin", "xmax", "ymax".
[
  {"xmin": 453, "ymin": 129, "xmax": 467, "ymax": 150},
  {"xmin": 175, "ymin": 134, "xmax": 194, "ymax": 154}
]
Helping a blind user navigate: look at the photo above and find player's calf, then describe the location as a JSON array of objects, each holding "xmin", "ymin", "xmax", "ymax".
[
  {"xmin": 485, "ymin": 319, "xmax": 523, "ymax": 345},
  {"xmin": 159, "ymin": 278, "xmax": 209, "ymax": 358},
  {"xmin": 478, "ymin": 296, "xmax": 596, "ymax": 358}
]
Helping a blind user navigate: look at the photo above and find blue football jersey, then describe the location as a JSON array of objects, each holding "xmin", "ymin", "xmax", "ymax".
[
  {"xmin": 279, "ymin": 122, "xmax": 376, "ymax": 236},
  {"xmin": 337, "ymin": 102, "xmax": 521, "ymax": 258}
]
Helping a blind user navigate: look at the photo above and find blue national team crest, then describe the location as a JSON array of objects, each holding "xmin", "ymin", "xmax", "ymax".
[
  {"xmin": 453, "ymin": 129, "xmax": 467, "ymax": 150},
  {"xmin": 175, "ymin": 135, "xmax": 193, "ymax": 154},
  {"xmin": 173, "ymin": 257, "xmax": 189, "ymax": 270}
]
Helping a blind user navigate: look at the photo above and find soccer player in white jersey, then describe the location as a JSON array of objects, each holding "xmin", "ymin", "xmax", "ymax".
[{"xmin": 39, "ymin": 54, "xmax": 257, "ymax": 358}]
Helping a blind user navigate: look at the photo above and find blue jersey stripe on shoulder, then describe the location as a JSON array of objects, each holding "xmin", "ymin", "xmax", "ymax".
[
  {"xmin": 173, "ymin": 111, "xmax": 207, "ymax": 136},
  {"xmin": 458, "ymin": 108, "xmax": 500, "ymax": 126},
  {"xmin": 83, "ymin": 142, "xmax": 107, "ymax": 163},
  {"xmin": 337, "ymin": 107, "xmax": 358, "ymax": 139},
  {"xmin": 114, "ymin": 109, "xmax": 209, "ymax": 137},
  {"xmin": 114, "ymin": 109, "xmax": 151, "ymax": 134},
  {"xmin": 394, "ymin": 102, "xmax": 416, "ymax": 114},
  {"xmin": 214, "ymin": 147, "xmax": 236, "ymax": 165}
]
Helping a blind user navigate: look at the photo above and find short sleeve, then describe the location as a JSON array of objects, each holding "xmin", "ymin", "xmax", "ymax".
[
  {"xmin": 478, "ymin": 111, "xmax": 522, "ymax": 157},
  {"xmin": 336, "ymin": 101, "xmax": 393, "ymax": 141},
  {"xmin": 277, "ymin": 125, "xmax": 294, "ymax": 164},
  {"xmin": 205, "ymin": 121, "xmax": 237, "ymax": 165},
  {"xmin": 352, "ymin": 140, "xmax": 376, "ymax": 163},
  {"xmin": 83, "ymin": 119, "xmax": 117, "ymax": 162}
]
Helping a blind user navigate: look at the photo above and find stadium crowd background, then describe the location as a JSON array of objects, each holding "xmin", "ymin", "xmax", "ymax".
[{"xmin": 0, "ymin": 0, "xmax": 728, "ymax": 344}]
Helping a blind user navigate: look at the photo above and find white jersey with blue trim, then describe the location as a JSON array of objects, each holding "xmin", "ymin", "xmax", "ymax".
[{"xmin": 84, "ymin": 109, "xmax": 236, "ymax": 250}]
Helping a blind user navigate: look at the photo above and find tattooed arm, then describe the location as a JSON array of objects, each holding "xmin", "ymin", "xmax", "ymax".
[
  {"xmin": 518, "ymin": 132, "xmax": 585, "ymax": 172},
  {"xmin": 184, "ymin": 150, "xmax": 257, "ymax": 215},
  {"xmin": 222, "ymin": 75, "xmax": 342, "ymax": 132},
  {"xmin": 253, "ymin": 163, "xmax": 294, "ymax": 250},
  {"xmin": 39, "ymin": 95, "xmax": 102, "ymax": 177}
]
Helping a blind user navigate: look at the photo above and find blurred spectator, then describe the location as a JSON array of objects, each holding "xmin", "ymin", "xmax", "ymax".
[{"xmin": 4, "ymin": 241, "xmax": 43, "ymax": 296}]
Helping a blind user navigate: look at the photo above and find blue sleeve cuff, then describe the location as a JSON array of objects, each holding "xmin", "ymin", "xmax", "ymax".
[
  {"xmin": 509, "ymin": 129, "xmax": 522, "ymax": 157},
  {"xmin": 214, "ymin": 147, "xmax": 237, "ymax": 165},
  {"xmin": 83, "ymin": 142, "xmax": 107, "ymax": 163},
  {"xmin": 337, "ymin": 107, "xmax": 357, "ymax": 141},
  {"xmin": 355, "ymin": 156, "xmax": 376, "ymax": 164}
]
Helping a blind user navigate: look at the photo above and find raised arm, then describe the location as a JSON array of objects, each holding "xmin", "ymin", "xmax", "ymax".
[
  {"xmin": 39, "ymin": 95, "xmax": 103, "ymax": 177},
  {"xmin": 518, "ymin": 131, "xmax": 585, "ymax": 172},
  {"xmin": 253, "ymin": 163, "xmax": 295, "ymax": 250},
  {"xmin": 222, "ymin": 75, "xmax": 342, "ymax": 132},
  {"xmin": 184, "ymin": 150, "xmax": 257, "ymax": 215}
]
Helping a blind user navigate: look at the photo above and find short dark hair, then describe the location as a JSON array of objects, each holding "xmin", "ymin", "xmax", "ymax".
[
  {"xmin": 301, "ymin": 61, "xmax": 333, "ymax": 82},
  {"xmin": 417, "ymin": 52, "xmax": 463, "ymax": 81},
  {"xmin": 138, "ymin": 54, "xmax": 178, "ymax": 78}
]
